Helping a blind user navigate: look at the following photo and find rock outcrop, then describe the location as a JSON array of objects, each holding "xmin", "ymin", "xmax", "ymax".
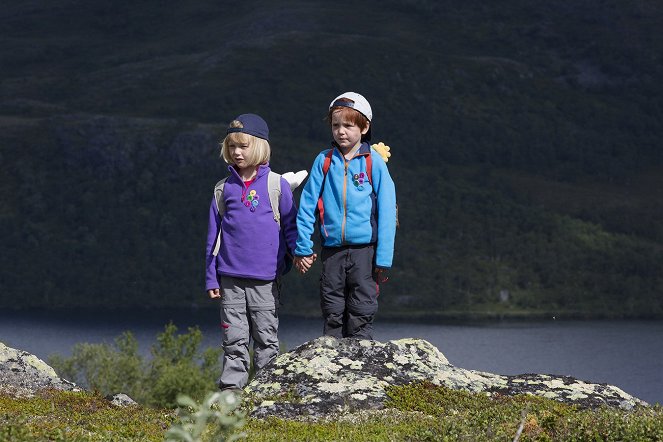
[
  {"xmin": 106, "ymin": 393, "xmax": 138, "ymax": 407},
  {"xmin": 0, "ymin": 341, "xmax": 79, "ymax": 397},
  {"xmin": 245, "ymin": 336, "xmax": 647, "ymax": 420}
]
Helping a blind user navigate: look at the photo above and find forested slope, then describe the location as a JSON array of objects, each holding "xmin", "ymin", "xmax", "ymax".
[{"xmin": 1, "ymin": 0, "xmax": 661, "ymax": 317}]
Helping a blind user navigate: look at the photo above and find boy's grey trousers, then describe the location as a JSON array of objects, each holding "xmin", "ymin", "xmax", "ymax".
[
  {"xmin": 320, "ymin": 244, "xmax": 379, "ymax": 339},
  {"xmin": 218, "ymin": 276, "xmax": 279, "ymax": 389}
]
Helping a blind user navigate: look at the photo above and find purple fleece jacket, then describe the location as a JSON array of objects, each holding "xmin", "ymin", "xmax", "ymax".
[{"xmin": 205, "ymin": 164, "xmax": 298, "ymax": 290}]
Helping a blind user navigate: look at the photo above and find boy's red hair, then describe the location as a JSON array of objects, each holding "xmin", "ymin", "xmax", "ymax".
[{"xmin": 326, "ymin": 98, "xmax": 370, "ymax": 132}]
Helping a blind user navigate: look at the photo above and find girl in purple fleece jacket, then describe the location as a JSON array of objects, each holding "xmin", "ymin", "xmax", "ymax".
[{"xmin": 205, "ymin": 114, "xmax": 297, "ymax": 390}]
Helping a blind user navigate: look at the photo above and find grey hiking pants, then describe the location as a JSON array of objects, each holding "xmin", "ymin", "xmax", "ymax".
[
  {"xmin": 218, "ymin": 276, "xmax": 279, "ymax": 389},
  {"xmin": 320, "ymin": 244, "xmax": 379, "ymax": 339}
]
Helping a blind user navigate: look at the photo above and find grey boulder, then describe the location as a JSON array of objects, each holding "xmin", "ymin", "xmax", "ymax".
[
  {"xmin": 245, "ymin": 336, "xmax": 647, "ymax": 420},
  {"xmin": 0, "ymin": 341, "xmax": 79, "ymax": 397}
]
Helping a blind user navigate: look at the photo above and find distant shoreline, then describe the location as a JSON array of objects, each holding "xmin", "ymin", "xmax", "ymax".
[{"xmin": 1, "ymin": 306, "xmax": 661, "ymax": 322}]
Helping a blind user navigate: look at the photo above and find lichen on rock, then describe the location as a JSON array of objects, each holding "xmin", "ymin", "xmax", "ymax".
[
  {"xmin": 0, "ymin": 341, "xmax": 80, "ymax": 397},
  {"xmin": 245, "ymin": 336, "xmax": 647, "ymax": 420}
]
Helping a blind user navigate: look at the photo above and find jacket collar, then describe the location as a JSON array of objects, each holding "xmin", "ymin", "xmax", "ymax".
[
  {"xmin": 356, "ymin": 142, "xmax": 371, "ymax": 156},
  {"xmin": 331, "ymin": 142, "xmax": 371, "ymax": 158},
  {"xmin": 228, "ymin": 162, "xmax": 271, "ymax": 182}
]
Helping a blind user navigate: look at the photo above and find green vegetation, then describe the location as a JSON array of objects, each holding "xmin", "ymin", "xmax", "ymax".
[
  {"xmin": 49, "ymin": 323, "xmax": 221, "ymax": 408},
  {"xmin": 0, "ymin": 0, "xmax": 661, "ymax": 317},
  {"xmin": 3, "ymin": 383, "xmax": 662, "ymax": 441},
  {"xmin": 384, "ymin": 382, "xmax": 663, "ymax": 441},
  {"xmin": 244, "ymin": 383, "xmax": 663, "ymax": 441},
  {"xmin": 0, "ymin": 390, "xmax": 174, "ymax": 442},
  {"xmin": 165, "ymin": 392, "xmax": 246, "ymax": 442}
]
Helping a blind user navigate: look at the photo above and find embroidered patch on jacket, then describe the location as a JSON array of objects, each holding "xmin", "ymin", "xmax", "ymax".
[
  {"xmin": 243, "ymin": 189, "xmax": 260, "ymax": 212},
  {"xmin": 352, "ymin": 172, "xmax": 366, "ymax": 190}
]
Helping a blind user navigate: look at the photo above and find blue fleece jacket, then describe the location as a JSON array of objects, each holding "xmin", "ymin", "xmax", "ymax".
[
  {"xmin": 295, "ymin": 143, "xmax": 397, "ymax": 268},
  {"xmin": 205, "ymin": 164, "xmax": 298, "ymax": 290}
]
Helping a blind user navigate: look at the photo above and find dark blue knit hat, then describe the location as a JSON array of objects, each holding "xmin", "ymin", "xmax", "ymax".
[{"xmin": 226, "ymin": 113, "xmax": 269, "ymax": 141}]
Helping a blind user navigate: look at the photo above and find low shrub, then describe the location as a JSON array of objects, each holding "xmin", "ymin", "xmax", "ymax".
[{"xmin": 49, "ymin": 323, "xmax": 221, "ymax": 408}]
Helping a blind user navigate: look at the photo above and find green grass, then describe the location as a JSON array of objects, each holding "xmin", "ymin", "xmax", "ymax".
[
  {"xmin": 0, "ymin": 390, "xmax": 175, "ymax": 442},
  {"xmin": 244, "ymin": 383, "xmax": 663, "ymax": 441},
  {"xmin": 3, "ymin": 384, "xmax": 662, "ymax": 441}
]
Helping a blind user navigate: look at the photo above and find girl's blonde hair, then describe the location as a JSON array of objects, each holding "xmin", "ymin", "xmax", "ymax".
[{"xmin": 220, "ymin": 120, "xmax": 271, "ymax": 166}]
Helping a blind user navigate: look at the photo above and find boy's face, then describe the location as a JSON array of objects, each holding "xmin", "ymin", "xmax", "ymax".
[{"xmin": 331, "ymin": 110, "xmax": 369, "ymax": 153}]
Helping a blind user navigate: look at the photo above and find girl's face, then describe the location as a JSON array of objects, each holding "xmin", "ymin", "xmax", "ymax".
[
  {"xmin": 331, "ymin": 111, "xmax": 369, "ymax": 153},
  {"xmin": 228, "ymin": 140, "xmax": 251, "ymax": 170}
]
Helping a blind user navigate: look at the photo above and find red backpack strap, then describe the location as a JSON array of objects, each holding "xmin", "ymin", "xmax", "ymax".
[
  {"xmin": 365, "ymin": 151, "xmax": 373, "ymax": 185},
  {"xmin": 322, "ymin": 148, "xmax": 333, "ymax": 175},
  {"xmin": 316, "ymin": 149, "xmax": 334, "ymax": 228}
]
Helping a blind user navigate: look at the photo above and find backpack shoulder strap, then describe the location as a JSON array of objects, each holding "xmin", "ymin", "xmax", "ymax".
[
  {"xmin": 267, "ymin": 171, "xmax": 282, "ymax": 228},
  {"xmin": 213, "ymin": 177, "xmax": 228, "ymax": 217},
  {"xmin": 212, "ymin": 177, "xmax": 228, "ymax": 256},
  {"xmin": 316, "ymin": 149, "xmax": 334, "ymax": 227},
  {"xmin": 322, "ymin": 148, "xmax": 334, "ymax": 175}
]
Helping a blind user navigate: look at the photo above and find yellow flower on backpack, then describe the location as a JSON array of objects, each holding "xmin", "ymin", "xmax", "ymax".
[{"xmin": 371, "ymin": 142, "xmax": 391, "ymax": 162}]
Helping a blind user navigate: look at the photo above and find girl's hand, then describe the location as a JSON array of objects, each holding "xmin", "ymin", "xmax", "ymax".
[
  {"xmin": 294, "ymin": 256, "xmax": 306, "ymax": 273},
  {"xmin": 208, "ymin": 288, "xmax": 221, "ymax": 299},
  {"xmin": 294, "ymin": 254, "xmax": 317, "ymax": 274}
]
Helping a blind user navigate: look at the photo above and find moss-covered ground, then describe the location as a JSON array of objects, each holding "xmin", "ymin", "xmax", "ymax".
[
  {"xmin": 0, "ymin": 390, "xmax": 175, "ymax": 442},
  {"xmin": 3, "ymin": 383, "xmax": 662, "ymax": 441},
  {"xmin": 244, "ymin": 383, "xmax": 663, "ymax": 441}
]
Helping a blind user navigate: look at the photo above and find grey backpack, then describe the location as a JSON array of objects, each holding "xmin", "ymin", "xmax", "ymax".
[{"xmin": 211, "ymin": 171, "xmax": 282, "ymax": 257}]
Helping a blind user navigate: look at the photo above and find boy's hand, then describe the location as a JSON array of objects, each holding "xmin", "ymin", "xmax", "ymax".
[
  {"xmin": 208, "ymin": 288, "xmax": 221, "ymax": 299},
  {"xmin": 294, "ymin": 254, "xmax": 317, "ymax": 274},
  {"xmin": 374, "ymin": 268, "xmax": 389, "ymax": 284}
]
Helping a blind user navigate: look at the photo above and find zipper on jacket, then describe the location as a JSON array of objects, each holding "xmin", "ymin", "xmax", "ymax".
[{"xmin": 341, "ymin": 159, "xmax": 348, "ymax": 243}]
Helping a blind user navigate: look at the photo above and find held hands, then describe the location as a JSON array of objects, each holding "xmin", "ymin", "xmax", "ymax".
[
  {"xmin": 207, "ymin": 288, "xmax": 222, "ymax": 299},
  {"xmin": 294, "ymin": 254, "xmax": 317, "ymax": 274}
]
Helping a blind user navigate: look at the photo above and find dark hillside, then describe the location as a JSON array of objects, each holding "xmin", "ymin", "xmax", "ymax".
[{"xmin": 1, "ymin": 0, "xmax": 661, "ymax": 317}]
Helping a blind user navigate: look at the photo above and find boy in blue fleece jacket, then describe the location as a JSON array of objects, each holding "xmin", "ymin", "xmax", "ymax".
[{"xmin": 294, "ymin": 92, "xmax": 397, "ymax": 339}]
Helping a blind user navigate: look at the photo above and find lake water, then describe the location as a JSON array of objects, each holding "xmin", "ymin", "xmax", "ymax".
[{"xmin": 1, "ymin": 309, "xmax": 661, "ymax": 405}]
